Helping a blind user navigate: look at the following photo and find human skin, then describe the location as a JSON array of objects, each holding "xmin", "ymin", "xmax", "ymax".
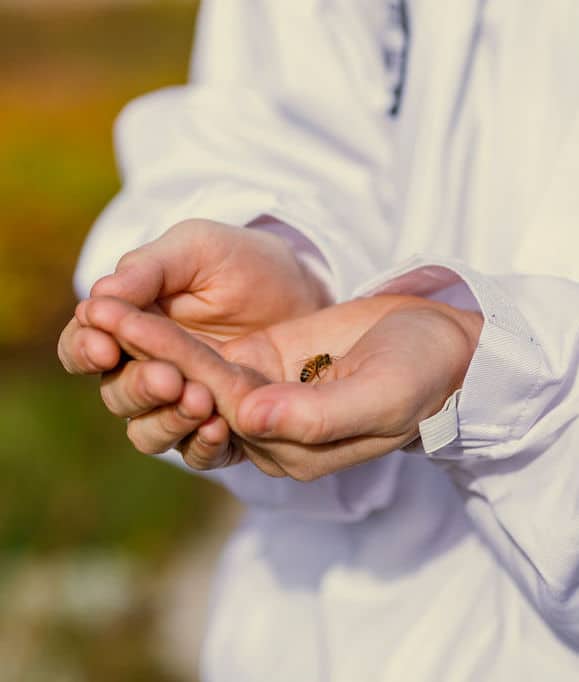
[
  {"xmin": 57, "ymin": 219, "xmax": 330, "ymax": 453},
  {"xmin": 75, "ymin": 294, "xmax": 482, "ymax": 480}
]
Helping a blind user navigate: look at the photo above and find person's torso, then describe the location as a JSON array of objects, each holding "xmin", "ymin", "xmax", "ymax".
[
  {"xmin": 198, "ymin": 3, "xmax": 579, "ymax": 679},
  {"xmin": 201, "ymin": 456, "xmax": 579, "ymax": 681}
]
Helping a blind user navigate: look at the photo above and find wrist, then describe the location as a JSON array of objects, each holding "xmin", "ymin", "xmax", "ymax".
[
  {"xmin": 376, "ymin": 295, "xmax": 483, "ymax": 412},
  {"xmin": 430, "ymin": 303, "xmax": 483, "ymax": 394}
]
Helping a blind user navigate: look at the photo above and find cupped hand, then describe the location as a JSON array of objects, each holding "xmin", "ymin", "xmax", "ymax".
[
  {"xmin": 58, "ymin": 219, "xmax": 329, "ymax": 373},
  {"xmin": 78, "ymin": 293, "xmax": 481, "ymax": 479},
  {"xmin": 57, "ymin": 219, "xmax": 330, "ymax": 450}
]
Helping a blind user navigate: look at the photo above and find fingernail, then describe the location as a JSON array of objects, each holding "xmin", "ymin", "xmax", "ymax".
[{"xmin": 249, "ymin": 401, "xmax": 285, "ymax": 435}]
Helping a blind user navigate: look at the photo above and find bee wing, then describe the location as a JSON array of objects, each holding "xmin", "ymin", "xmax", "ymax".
[
  {"xmin": 293, "ymin": 354, "xmax": 343, "ymax": 367},
  {"xmin": 294, "ymin": 354, "xmax": 315, "ymax": 369}
]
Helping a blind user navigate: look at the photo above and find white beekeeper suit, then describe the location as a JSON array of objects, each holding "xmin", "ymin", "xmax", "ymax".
[{"xmin": 74, "ymin": 1, "xmax": 579, "ymax": 680}]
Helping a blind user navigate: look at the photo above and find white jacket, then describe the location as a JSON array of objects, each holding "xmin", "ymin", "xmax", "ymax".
[{"xmin": 75, "ymin": 1, "xmax": 579, "ymax": 680}]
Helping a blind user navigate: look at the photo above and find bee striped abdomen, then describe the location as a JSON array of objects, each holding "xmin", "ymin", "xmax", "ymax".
[
  {"xmin": 300, "ymin": 354, "xmax": 333, "ymax": 383},
  {"xmin": 300, "ymin": 364, "xmax": 316, "ymax": 382}
]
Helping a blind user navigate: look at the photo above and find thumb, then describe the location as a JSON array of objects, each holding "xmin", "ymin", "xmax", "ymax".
[
  {"xmin": 89, "ymin": 223, "xmax": 201, "ymax": 308},
  {"xmin": 90, "ymin": 253, "xmax": 164, "ymax": 308},
  {"xmin": 237, "ymin": 371, "xmax": 390, "ymax": 444}
]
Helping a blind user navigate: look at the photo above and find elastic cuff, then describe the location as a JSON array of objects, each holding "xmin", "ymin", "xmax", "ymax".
[
  {"xmin": 419, "ymin": 390, "xmax": 461, "ymax": 454},
  {"xmin": 143, "ymin": 183, "xmax": 364, "ymax": 301},
  {"xmin": 356, "ymin": 255, "xmax": 544, "ymax": 459}
]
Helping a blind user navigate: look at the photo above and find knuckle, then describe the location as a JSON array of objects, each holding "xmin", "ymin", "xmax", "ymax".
[
  {"xmin": 279, "ymin": 448, "xmax": 318, "ymax": 481},
  {"xmin": 115, "ymin": 248, "xmax": 141, "ymax": 271},
  {"xmin": 171, "ymin": 218, "xmax": 215, "ymax": 241},
  {"xmin": 126, "ymin": 422, "xmax": 161, "ymax": 455},
  {"xmin": 180, "ymin": 443, "xmax": 216, "ymax": 471},
  {"xmin": 117, "ymin": 310, "xmax": 146, "ymax": 340},
  {"xmin": 99, "ymin": 383, "xmax": 120, "ymax": 414},
  {"xmin": 82, "ymin": 297, "xmax": 113, "ymax": 328},
  {"xmin": 256, "ymin": 462, "xmax": 287, "ymax": 479},
  {"xmin": 221, "ymin": 337, "xmax": 245, "ymax": 365},
  {"xmin": 100, "ymin": 362, "xmax": 140, "ymax": 415},
  {"xmin": 142, "ymin": 363, "xmax": 175, "ymax": 403},
  {"xmin": 180, "ymin": 383, "xmax": 212, "ymax": 420},
  {"xmin": 181, "ymin": 454, "xmax": 205, "ymax": 471},
  {"xmin": 128, "ymin": 362, "xmax": 149, "ymax": 402},
  {"xmin": 161, "ymin": 410, "xmax": 194, "ymax": 440},
  {"xmin": 88, "ymin": 279, "xmax": 107, "ymax": 297},
  {"xmin": 222, "ymin": 331, "xmax": 266, "ymax": 368},
  {"xmin": 265, "ymin": 468, "xmax": 288, "ymax": 479},
  {"xmin": 179, "ymin": 396, "xmax": 209, "ymax": 423},
  {"xmin": 302, "ymin": 407, "xmax": 331, "ymax": 444},
  {"xmin": 227, "ymin": 364, "xmax": 255, "ymax": 401},
  {"xmin": 217, "ymin": 441, "xmax": 244, "ymax": 469},
  {"xmin": 287, "ymin": 462, "xmax": 317, "ymax": 483}
]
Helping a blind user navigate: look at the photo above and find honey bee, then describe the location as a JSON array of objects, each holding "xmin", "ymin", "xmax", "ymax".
[{"xmin": 299, "ymin": 353, "xmax": 334, "ymax": 383}]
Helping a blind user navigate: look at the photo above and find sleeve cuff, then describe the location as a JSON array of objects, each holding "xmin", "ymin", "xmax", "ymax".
[
  {"xmin": 141, "ymin": 181, "xmax": 366, "ymax": 303},
  {"xmin": 355, "ymin": 255, "xmax": 544, "ymax": 460},
  {"xmin": 418, "ymin": 390, "xmax": 461, "ymax": 454},
  {"xmin": 246, "ymin": 216, "xmax": 335, "ymax": 305},
  {"xmin": 152, "ymin": 189, "xmax": 337, "ymax": 302}
]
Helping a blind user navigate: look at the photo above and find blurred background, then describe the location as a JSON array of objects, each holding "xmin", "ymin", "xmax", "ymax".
[{"xmin": 0, "ymin": 1, "xmax": 241, "ymax": 680}]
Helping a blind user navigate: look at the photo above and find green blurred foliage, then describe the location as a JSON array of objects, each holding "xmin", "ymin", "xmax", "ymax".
[
  {"xmin": 0, "ymin": 4, "xmax": 236, "ymax": 679},
  {"xmin": 0, "ymin": 359, "xmax": 217, "ymax": 559},
  {"xmin": 0, "ymin": 0, "xmax": 223, "ymax": 561}
]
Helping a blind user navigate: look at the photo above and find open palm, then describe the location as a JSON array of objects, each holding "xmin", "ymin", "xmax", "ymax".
[{"xmin": 79, "ymin": 293, "xmax": 481, "ymax": 480}]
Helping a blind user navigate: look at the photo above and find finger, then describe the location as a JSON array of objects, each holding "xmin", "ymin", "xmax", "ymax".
[
  {"xmin": 83, "ymin": 297, "xmax": 267, "ymax": 423},
  {"xmin": 76, "ymin": 298, "xmax": 154, "ymax": 361},
  {"xmin": 237, "ymin": 369, "xmax": 395, "ymax": 444},
  {"xmin": 89, "ymin": 222, "xmax": 204, "ymax": 308},
  {"xmin": 82, "ymin": 297, "xmax": 224, "ymax": 375},
  {"xmin": 236, "ymin": 439, "xmax": 288, "ymax": 478},
  {"xmin": 90, "ymin": 253, "xmax": 164, "ymax": 309},
  {"xmin": 178, "ymin": 421, "xmax": 287, "ymax": 477},
  {"xmin": 100, "ymin": 360, "xmax": 185, "ymax": 418},
  {"xmin": 179, "ymin": 415, "xmax": 234, "ymax": 470},
  {"xmin": 251, "ymin": 432, "xmax": 409, "ymax": 482},
  {"xmin": 58, "ymin": 317, "xmax": 121, "ymax": 374},
  {"xmin": 196, "ymin": 413, "xmax": 230, "ymax": 446},
  {"xmin": 126, "ymin": 382, "xmax": 214, "ymax": 455}
]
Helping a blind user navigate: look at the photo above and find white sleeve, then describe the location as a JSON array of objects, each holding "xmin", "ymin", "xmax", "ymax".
[
  {"xmin": 355, "ymin": 256, "xmax": 579, "ymax": 648},
  {"xmin": 74, "ymin": 0, "xmax": 404, "ymax": 522},
  {"xmin": 73, "ymin": 0, "xmax": 392, "ymax": 302}
]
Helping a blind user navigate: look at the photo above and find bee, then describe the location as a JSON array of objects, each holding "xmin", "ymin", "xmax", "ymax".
[{"xmin": 299, "ymin": 353, "xmax": 334, "ymax": 383}]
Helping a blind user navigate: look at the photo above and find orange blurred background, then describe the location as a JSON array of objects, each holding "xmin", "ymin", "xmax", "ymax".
[{"xmin": 0, "ymin": 3, "xmax": 239, "ymax": 680}]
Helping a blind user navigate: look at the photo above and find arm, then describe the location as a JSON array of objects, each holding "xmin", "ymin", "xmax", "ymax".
[
  {"xmin": 76, "ymin": 292, "xmax": 481, "ymax": 521},
  {"xmin": 78, "ymin": 256, "xmax": 579, "ymax": 648},
  {"xmin": 203, "ymin": 253, "xmax": 579, "ymax": 646},
  {"xmin": 347, "ymin": 256, "xmax": 579, "ymax": 648},
  {"xmin": 74, "ymin": 0, "xmax": 390, "ymax": 300},
  {"xmin": 78, "ymin": 1, "xmax": 579, "ymax": 644},
  {"xmin": 65, "ymin": 1, "xmax": 402, "ymax": 520}
]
